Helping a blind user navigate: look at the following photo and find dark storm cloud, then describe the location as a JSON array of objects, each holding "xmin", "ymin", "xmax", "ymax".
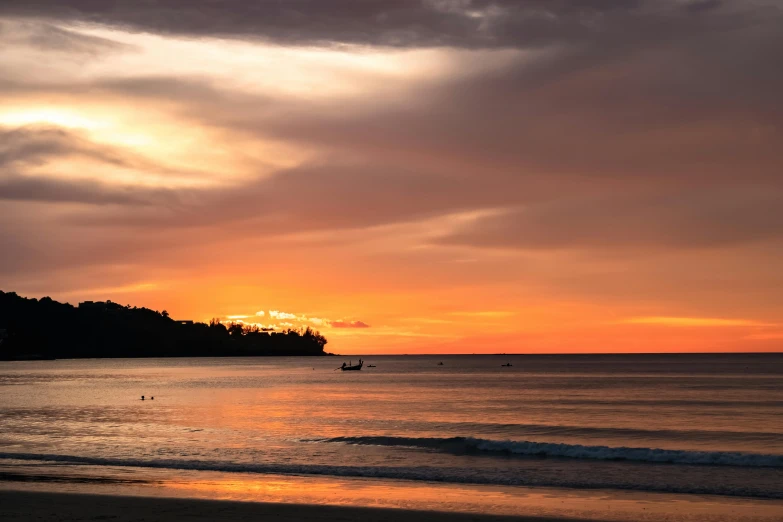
[{"xmin": 0, "ymin": 0, "xmax": 745, "ymax": 49}]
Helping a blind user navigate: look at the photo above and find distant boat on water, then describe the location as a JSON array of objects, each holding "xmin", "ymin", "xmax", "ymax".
[
  {"xmin": 338, "ymin": 359, "xmax": 363, "ymax": 371},
  {"xmin": 367, "ymin": 364, "xmax": 376, "ymax": 368},
  {"xmin": 437, "ymin": 361, "xmax": 444, "ymax": 366},
  {"xmin": 501, "ymin": 363, "xmax": 512, "ymax": 367}
]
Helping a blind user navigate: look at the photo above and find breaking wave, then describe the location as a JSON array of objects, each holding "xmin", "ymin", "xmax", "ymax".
[{"xmin": 316, "ymin": 436, "xmax": 783, "ymax": 468}]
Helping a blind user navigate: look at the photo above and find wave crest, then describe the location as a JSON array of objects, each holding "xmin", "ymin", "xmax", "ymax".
[{"xmin": 318, "ymin": 436, "xmax": 783, "ymax": 468}]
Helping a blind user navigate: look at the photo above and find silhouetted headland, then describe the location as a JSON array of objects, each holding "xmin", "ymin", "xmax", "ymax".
[{"xmin": 0, "ymin": 291, "xmax": 329, "ymax": 360}]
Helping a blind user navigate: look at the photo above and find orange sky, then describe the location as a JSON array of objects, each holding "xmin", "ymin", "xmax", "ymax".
[{"xmin": 1, "ymin": 2, "xmax": 782, "ymax": 354}]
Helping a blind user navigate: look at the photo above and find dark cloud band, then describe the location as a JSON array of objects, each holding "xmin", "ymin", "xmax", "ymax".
[{"xmin": 0, "ymin": 0, "xmax": 744, "ymax": 48}]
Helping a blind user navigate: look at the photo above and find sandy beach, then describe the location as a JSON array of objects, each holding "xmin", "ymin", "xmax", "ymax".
[{"xmin": 0, "ymin": 490, "xmax": 581, "ymax": 522}]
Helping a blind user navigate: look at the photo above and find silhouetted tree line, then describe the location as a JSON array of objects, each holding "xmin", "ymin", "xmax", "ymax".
[{"xmin": 0, "ymin": 291, "xmax": 328, "ymax": 360}]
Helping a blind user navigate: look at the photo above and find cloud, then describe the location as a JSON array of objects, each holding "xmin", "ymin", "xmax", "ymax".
[
  {"xmin": 219, "ymin": 309, "xmax": 369, "ymax": 330},
  {"xmin": 0, "ymin": 174, "xmax": 153, "ymax": 206},
  {"xmin": 220, "ymin": 319, "xmax": 275, "ymax": 331},
  {"xmin": 2, "ymin": 0, "xmax": 781, "ymax": 242},
  {"xmin": 0, "ymin": 0, "xmax": 685, "ymax": 49},
  {"xmin": 329, "ymin": 320, "xmax": 370, "ymax": 328},
  {"xmin": 622, "ymin": 317, "xmax": 774, "ymax": 327},
  {"xmin": 0, "ymin": 126, "xmax": 188, "ymax": 206},
  {"xmin": 269, "ymin": 310, "xmax": 297, "ymax": 320},
  {"xmin": 435, "ymin": 189, "xmax": 783, "ymax": 251},
  {"xmin": 0, "ymin": 126, "xmax": 135, "ymax": 168},
  {"xmin": 0, "ymin": 19, "xmax": 132, "ymax": 54}
]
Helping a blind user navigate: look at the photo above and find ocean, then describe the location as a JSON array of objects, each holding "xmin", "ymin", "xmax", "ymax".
[{"xmin": 1, "ymin": 354, "xmax": 781, "ymax": 519}]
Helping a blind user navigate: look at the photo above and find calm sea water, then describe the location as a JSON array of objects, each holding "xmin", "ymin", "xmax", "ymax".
[{"xmin": 0, "ymin": 354, "xmax": 781, "ymax": 502}]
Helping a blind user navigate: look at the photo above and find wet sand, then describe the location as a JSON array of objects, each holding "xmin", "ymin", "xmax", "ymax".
[{"xmin": 0, "ymin": 490, "xmax": 586, "ymax": 522}]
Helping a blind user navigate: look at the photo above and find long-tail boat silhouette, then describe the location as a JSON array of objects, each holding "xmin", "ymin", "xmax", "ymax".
[{"xmin": 336, "ymin": 359, "xmax": 363, "ymax": 371}]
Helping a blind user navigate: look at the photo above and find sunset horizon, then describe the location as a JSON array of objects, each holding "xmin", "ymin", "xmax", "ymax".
[
  {"xmin": 2, "ymin": 2, "xmax": 782, "ymax": 520},
  {"xmin": 5, "ymin": 288, "xmax": 783, "ymax": 354}
]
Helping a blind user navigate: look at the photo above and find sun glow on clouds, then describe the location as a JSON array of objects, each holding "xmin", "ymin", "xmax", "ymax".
[
  {"xmin": 0, "ymin": 108, "xmax": 214, "ymax": 188},
  {"xmin": 1, "ymin": 24, "xmax": 333, "ymax": 187},
  {"xmin": 2, "ymin": 2, "xmax": 783, "ymax": 354},
  {"xmin": 225, "ymin": 309, "xmax": 369, "ymax": 332},
  {"xmin": 269, "ymin": 311, "xmax": 297, "ymax": 320},
  {"xmin": 0, "ymin": 108, "xmax": 106, "ymax": 130},
  {"xmin": 70, "ymin": 24, "xmax": 465, "ymax": 100}
]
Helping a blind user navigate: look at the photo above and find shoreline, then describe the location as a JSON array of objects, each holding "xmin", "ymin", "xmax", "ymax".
[
  {"xmin": 3, "ymin": 465, "xmax": 783, "ymax": 522},
  {"xmin": 0, "ymin": 490, "xmax": 582, "ymax": 522}
]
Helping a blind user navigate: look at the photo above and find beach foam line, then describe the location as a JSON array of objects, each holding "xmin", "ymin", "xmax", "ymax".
[{"xmin": 314, "ymin": 436, "xmax": 783, "ymax": 468}]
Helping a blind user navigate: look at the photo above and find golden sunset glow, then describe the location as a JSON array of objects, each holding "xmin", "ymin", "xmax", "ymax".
[{"xmin": 1, "ymin": 3, "xmax": 782, "ymax": 354}]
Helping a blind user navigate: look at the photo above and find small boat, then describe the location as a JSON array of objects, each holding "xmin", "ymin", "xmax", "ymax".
[
  {"xmin": 366, "ymin": 364, "xmax": 376, "ymax": 368},
  {"xmin": 437, "ymin": 361, "xmax": 444, "ymax": 366},
  {"xmin": 501, "ymin": 363, "xmax": 513, "ymax": 367},
  {"xmin": 339, "ymin": 359, "xmax": 363, "ymax": 371}
]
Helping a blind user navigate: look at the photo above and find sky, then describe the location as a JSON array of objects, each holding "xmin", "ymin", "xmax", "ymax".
[{"xmin": 1, "ymin": 0, "xmax": 782, "ymax": 354}]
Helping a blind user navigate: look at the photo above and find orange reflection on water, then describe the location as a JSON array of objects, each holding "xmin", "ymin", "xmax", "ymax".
[
  {"xmin": 163, "ymin": 472, "xmax": 551, "ymax": 514},
  {"xmin": 157, "ymin": 471, "xmax": 783, "ymax": 521}
]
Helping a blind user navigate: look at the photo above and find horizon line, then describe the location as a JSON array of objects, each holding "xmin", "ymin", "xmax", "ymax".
[{"xmin": 332, "ymin": 351, "xmax": 782, "ymax": 356}]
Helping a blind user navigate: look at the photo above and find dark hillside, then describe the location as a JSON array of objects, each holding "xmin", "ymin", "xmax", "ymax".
[{"xmin": 0, "ymin": 291, "xmax": 327, "ymax": 359}]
